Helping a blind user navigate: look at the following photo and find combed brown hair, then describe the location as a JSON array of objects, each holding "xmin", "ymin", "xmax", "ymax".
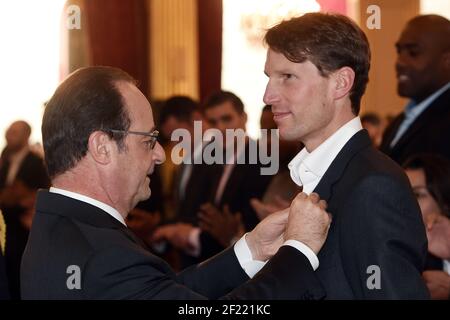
[
  {"xmin": 264, "ymin": 13, "xmax": 371, "ymax": 115},
  {"xmin": 203, "ymin": 91, "xmax": 245, "ymax": 114}
]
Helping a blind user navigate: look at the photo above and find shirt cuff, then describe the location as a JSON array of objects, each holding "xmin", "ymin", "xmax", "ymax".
[
  {"xmin": 283, "ymin": 240, "xmax": 319, "ymax": 270},
  {"xmin": 233, "ymin": 233, "xmax": 267, "ymax": 278},
  {"xmin": 186, "ymin": 227, "xmax": 201, "ymax": 257},
  {"xmin": 443, "ymin": 259, "xmax": 450, "ymax": 275}
]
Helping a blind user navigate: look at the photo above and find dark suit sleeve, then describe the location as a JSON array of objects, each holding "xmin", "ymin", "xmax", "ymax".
[
  {"xmin": 223, "ymin": 246, "xmax": 325, "ymax": 300},
  {"xmin": 83, "ymin": 244, "xmax": 325, "ymax": 300},
  {"xmin": 339, "ymin": 174, "xmax": 429, "ymax": 299},
  {"xmin": 176, "ymin": 246, "xmax": 249, "ymax": 299}
]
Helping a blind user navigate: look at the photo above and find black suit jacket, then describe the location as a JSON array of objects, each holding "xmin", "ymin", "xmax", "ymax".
[
  {"xmin": 175, "ymin": 162, "xmax": 217, "ymax": 225},
  {"xmin": 21, "ymin": 190, "xmax": 325, "ymax": 300},
  {"xmin": 313, "ymin": 130, "xmax": 429, "ymax": 299},
  {"xmin": 380, "ymin": 87, "xmax": 450, "ymax": 164}
]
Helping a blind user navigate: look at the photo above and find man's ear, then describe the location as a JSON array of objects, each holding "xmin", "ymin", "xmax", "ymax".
[
  {"xmin": 332, "ymin": 66, "xmax": 355, "ymax": 101},
  {"xmin": 87, "ymin": 131, "xmax": 113, "ymax": 165},
  {"xmin": 241, "ymin": 111, "xmax": 248, "ymax": 127}
]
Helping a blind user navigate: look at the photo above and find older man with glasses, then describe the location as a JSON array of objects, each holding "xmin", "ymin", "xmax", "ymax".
[{"xmin": 20, "ymin": 66, "xmax": 332, "ymax": 300}]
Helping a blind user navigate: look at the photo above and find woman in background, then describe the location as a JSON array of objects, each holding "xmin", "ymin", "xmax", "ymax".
[{"xmin": 403, "ymin": 154, "xmax": 450, "ymax": 299}]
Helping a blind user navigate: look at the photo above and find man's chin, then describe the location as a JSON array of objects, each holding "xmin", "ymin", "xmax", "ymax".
[
  {"xmin": 278, "ymin": 127, "xmax": 298, "ymax": 142},
  {"xmin": 137, "ymin": 188, "xmax": 152, "ymax": 203}
]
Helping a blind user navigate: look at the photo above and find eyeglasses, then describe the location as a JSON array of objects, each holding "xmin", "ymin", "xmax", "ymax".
[{"xmin": 107, "ymin": 129, "xmax": 159, "ymax": 150}]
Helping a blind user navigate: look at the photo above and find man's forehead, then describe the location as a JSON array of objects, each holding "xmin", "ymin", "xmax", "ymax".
[{"xmin": 398, "ymin": 22, "xmax": 445, "ymax": 48}]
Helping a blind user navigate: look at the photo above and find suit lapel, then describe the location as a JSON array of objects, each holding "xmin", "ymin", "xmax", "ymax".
[{"xmin": 313, "ymin": 130, "xmax": 371, "ymax": 203}]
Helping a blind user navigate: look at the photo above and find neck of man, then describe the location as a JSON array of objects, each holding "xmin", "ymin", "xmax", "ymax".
[
  {"xmin": 303, "ymin": 105, "xmax": 356, "ymax": 153},
  {"xmin": 51, "ymin": 164, "xmax": 129, "ymax": 219}
]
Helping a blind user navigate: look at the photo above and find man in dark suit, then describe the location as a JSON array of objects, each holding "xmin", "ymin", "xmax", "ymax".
[
  {"xmin": 0, "ymin": 120, "xmax": 50, "ymax": 299},
  {"xmin": 154, "ymin": 92, "xmax": 272, "ymax": 265},
  {"xmin": 380, "ymin": 15, "xmax": 450, "ymax": 164},
  {"xmin": 21, "ymin": 66, "xmax": 332, "ymax": 299},
  {"xmin": 263, "ymin": 13, "xmax": 429, "ymax": 299},
  {"xmin": 0, "ymin": 121, "xmax": 48, "ymax": 189},
  {"xmin": 159, "ymin": 95, "xmax": 213, "ymax": 225}
]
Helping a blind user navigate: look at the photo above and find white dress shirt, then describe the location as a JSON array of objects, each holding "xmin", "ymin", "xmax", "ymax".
[
  {"xmin": 444, "ymin": 260, "xmax": 450, "ymax": 276},
  {"xmin": 178, "ymin": 142, "xmax": 205, "ymax": 201},
  {"xmin": 289, "ymin": 117, "xmax": 363, "ymax": 194}
]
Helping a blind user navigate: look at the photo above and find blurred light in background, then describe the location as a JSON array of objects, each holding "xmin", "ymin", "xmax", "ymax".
[
  {"xmin": 0, "ymin": 0, "xmax": 66, "ymax": 150},
  {"xmin": 421, "ymin": 0, "xmax": 450, "ymax": 19}
]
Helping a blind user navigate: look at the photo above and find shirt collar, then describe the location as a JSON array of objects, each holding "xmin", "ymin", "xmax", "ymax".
[
  {"xmin": 49, "ymin": 187, "xmax": 126, "ymax": 226},
  {"xmin": 288, "ymin": 117, "xmax": 363, "ymax": 189}
]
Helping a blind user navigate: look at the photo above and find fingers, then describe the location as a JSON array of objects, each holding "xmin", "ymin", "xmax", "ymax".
[
  {"xmin": 152, "ymin": 225, "xmax": 173, "ymax": 242},
  {"xmin": 271, "ymin": 207, "xmax": 290, "ymax": 223},
  {"xmin": 251, "ymin": 198, "xmax": 281, "ymax": 221},
  {"xmin": 250, "ymin": 198, "xmax": 269, "ymax": 216},
  {"xmin": 295, "ymin": 192, "xmax": 308, "ymax": 200},
  {"xmin": 198, "ymin": 220, "xmax": 211, "ymax": 232},
  {"xmin": 274, "ymin": 195, "xmax": 290, "ymax": 209},
  {"xmin": 309, "ymin": 192, "xmax": 320, "ymax": 203},
  {"xmin": 223, "ymin": 205, "xmax": 233, "ymax": 218},
  {"xmin": 286, "ymin": 192, "xmax": 331, "ymax": 254},
  {"xmin": 198, "ymin": 211, "xmax": 215, "ymax": 229}
]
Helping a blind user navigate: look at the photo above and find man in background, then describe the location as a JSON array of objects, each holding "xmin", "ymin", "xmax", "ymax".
[
  {"xmin": 380, "ymin": 15, "xmax": 450, "ymax": 164},
  {"xmin": 0, "ymin": 120, "xmax": 49, "ymax": 299}
]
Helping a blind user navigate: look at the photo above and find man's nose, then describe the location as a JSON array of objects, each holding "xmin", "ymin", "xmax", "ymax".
[
  {"xmin": 395, "ymin": 50, "xmax": 408, "ymax": 72},
  {"xmin": 153, "ymin": 142, "xmax": 166, "ymax": 164},
  {"xmin": 263, "ymin": 82, "xmax": 278, "ymax": 106}
]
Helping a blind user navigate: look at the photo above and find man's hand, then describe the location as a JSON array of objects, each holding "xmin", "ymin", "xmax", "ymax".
[
  {"xmin": 427, "ymin": 215, "xmax": 450, "ymax": 259},
  {"xmin": 423, "ymin": 270, "xmax": 450, "ymax": 300},
  {"xmin": 152, "ymin": 223, "xmax": 195, "ymax": 251},
  {"xmin": 198, "ymin": 203, "xmax": 244, "ymax": 247},
  {"xmin": 126, "ymin": 208, "xmax": 161, "ymax": 244},
  {"xmin": 285, "ymin": 192, "xmax": 331, "ymax": 255},
  {"xmin": 246, "ymin": 208, "xmax": 290, "ymax": 261},
  {"xmin": 250, "ymin": 196, "xmax": 290, "ymax": 221}
]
